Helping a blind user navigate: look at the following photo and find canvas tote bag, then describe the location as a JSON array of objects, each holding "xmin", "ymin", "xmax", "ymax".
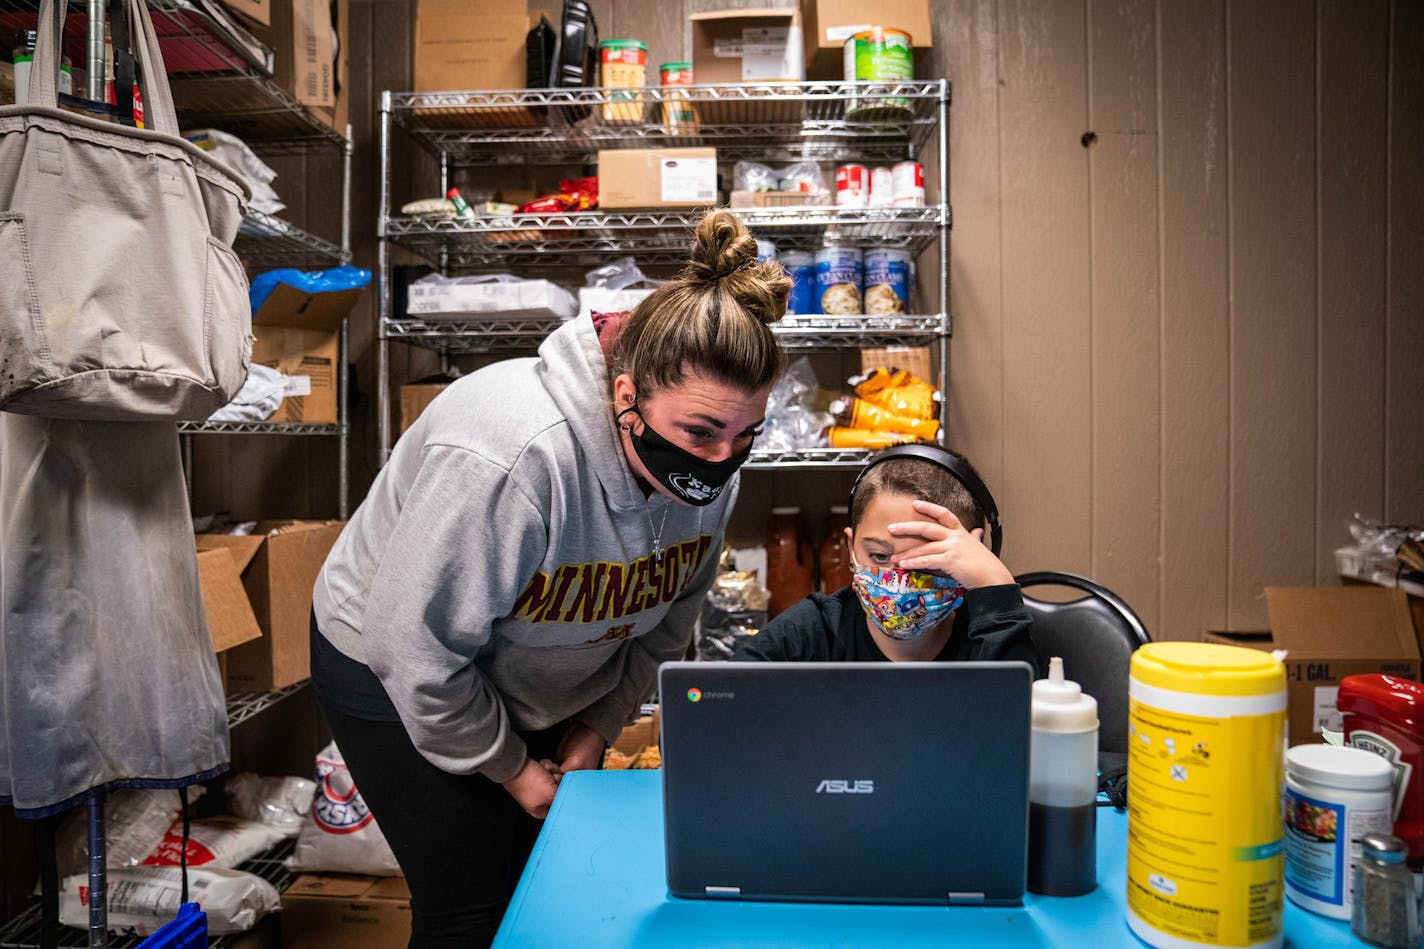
[{"xmin": 0, "ymin": 0, "xmax": 253, "ymax": 421}]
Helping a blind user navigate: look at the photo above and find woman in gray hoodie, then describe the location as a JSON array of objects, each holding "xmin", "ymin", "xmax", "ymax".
[{"xmin": 310, "ymin": 209, "xmax": 789, "ymax": 946}]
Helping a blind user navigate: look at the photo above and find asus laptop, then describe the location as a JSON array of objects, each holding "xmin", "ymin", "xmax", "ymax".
[{"xmin": 658, "ymin": 660, "xmax": 1034, "ymax": 906}]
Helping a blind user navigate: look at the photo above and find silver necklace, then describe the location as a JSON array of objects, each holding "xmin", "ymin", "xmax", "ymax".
[{"xmin": 647, "ymin": 504, "xmax": 669, "ymax": 562}]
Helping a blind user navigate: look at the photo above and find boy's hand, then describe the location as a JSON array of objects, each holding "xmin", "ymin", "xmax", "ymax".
[{"xmin": 887, "ymin": 499, "xmax": 1014, "ymax": 590}]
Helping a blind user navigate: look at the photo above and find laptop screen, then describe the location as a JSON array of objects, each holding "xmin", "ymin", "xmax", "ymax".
[{"xmin": 658, "ymin": 660, "xmax": 1034, "ymax": 906}]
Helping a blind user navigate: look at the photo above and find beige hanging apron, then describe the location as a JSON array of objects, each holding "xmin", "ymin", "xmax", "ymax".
[{"xmin": 0, "ymin": 415, "xmax": 229, "ymax": 817}]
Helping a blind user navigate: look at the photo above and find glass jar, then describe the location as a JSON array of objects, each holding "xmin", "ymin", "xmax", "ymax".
[
  {"xmin": 817, "ymin": 505, "xmax": 853, "ymax": 593},
  {"xmin": 1352, "ymin": 832, "xmax": 1421, "ymax": 948},
  {"xmin": 765, "ymin": 506, "xmax": 814, "ymax": 618}
]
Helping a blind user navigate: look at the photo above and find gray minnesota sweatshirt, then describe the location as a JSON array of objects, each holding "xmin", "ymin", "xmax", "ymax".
[{"xmin": 312, "ymin": 316, "xmax": 736, "ymax": 782}]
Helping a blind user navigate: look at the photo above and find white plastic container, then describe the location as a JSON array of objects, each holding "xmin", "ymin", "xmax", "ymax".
[
  {"xmin": 1283, "ymin": 744, "xmax": 1394, "ymax": 920},
  {"xmin": 1028, "ymin": 657, "xmax": 1099, "ymax": 896}
]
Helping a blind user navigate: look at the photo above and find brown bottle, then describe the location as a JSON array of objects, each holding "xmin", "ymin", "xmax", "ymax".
[
  {"xmin": 818, "ymin": 505, "xmax": 854, "ymax": 593},
  {"xmin": 766, "ymin": 506, "xmax": 815, "ymax": 618}
]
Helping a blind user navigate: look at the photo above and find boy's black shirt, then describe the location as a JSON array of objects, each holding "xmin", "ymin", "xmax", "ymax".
[{"xmin": 730, "ymin": 583, "xmax": 1036, "ymax": 666}]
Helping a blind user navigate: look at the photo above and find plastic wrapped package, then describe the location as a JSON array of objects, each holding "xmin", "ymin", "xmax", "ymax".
[
  {"xmin": 141, "ymin": 817, "xmax": 286, "ymax": 869},
  {"xmin": 759, "ymin": 357, "xmax": 834, "ymax": 452},
  {"xmin": 697, "ymin": 561, "xmax": 769, "ymax": 661},
  {"xmin": 406, "ymin": 273, "xmax": 578, "ymax": 321},
  {"xmin": 225, "ymin": 773, "xmax": 317, "ymax": 837},
  {"xmin": 53, "ymin": 787, "xmax": 206, "ymax": 877},
  {"xmin": 184, "ymin": 129, "xmax": 284, "ymax": 216},
  {"xmin": 577, "ymin": 257, "xmax": 667, "ymax": 320},
  {"xmin": 57, "ymin": 866, "xmax": 279, "ymax": 936}
]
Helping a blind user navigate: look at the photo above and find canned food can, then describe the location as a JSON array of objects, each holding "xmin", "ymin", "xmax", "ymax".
[
  {"xmin": 660, "ymin": 61, "xmax": 698, "ymax": 135},
  {"xmin": 844, "ymin": 28, "xmax": 913, "ymax": 119},
  {"xmin": 869, "ymin": 166, "xmax": 895, "ymax": 207},
  {"xmin": 779, "ymin": 251, "xmax": 814, "ymax": 315},
  {"xmin": 863, "ymin": 248, "xmax": 911, "ymax": 314},
  {"xmin": 836, "ymin": 165, "xmax": 869, "ymax": 208},
  {"xmin": 756, "ymin": 239, "xmax": 779, "ymax": 263},
  {"xmin": 892, "ymin": 161, "xmax": 925, "ymax": 206},
  {"xmin": 814, "ymin": 246, "xmax": 863, "ymax": 315},
  {"xmin": 601, "ymin": 39, "xmax": 647, "ymax": 123}
]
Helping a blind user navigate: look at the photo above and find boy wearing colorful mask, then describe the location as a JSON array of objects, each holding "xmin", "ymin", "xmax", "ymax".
[{"xmin": 732, "ymin": 444, "xmax": 1034, "ymax": 664}]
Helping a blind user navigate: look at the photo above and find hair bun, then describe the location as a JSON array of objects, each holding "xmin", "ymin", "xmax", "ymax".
[
  {"xmin": 686, "ymin": 210, "xmax": 790, "ymax": 326},
  {"xmin": 689, "ymin": 209, "xmax": 759, "ymax": 280}
]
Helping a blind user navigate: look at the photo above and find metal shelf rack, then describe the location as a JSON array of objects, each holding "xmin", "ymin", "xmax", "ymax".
[
  {"xmin": 384, "ymin": 313, "xmax": 950, "ymax": 357},
  {"xmin": 390, "ymin": 80, "xmax": 946, "ymax": 165},
  {"xmin": 376, "ymin": 79, "xmax": 951, "ymax": 465},
  {"xmin": 0, "ymin": 684, "xmax": 307, "ymax": 948},
  {"xmin": 236, "ymin": 208, "xmax": 351, "ymax": 270}
]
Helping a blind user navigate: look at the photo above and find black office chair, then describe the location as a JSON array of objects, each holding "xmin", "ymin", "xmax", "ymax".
[{"xmin": 1016, "ymin": 571, "xmax": 1151, "ymax": 757}]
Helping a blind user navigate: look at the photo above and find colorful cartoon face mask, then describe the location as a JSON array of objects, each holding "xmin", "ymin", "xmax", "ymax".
[
  {"xmin": 617, "ymin": 406, "xmax": 750, "ymax": 506},
  {"xmin": 849, "ymin": 557, "xmax": 965, "ymax": 641}
]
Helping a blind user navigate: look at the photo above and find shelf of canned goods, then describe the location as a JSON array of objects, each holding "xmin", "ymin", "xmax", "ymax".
[
  {"xmin": 384, "ymin": 313, "xmax": 950, "ymax": 357},
  {"xmin": 387, "ymin": 80, "xmax": 947, "ymax": 165},
  {"xmin": 375, "ymin": 79, "xmax": 951, "ymax": 465},
  {"xmin": 382, "ymin": 206, "xmax": 944, "ymax": 272}
]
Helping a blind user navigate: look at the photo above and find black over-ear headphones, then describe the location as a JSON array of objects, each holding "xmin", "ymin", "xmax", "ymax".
[{"xmin": 847, "ymin": 443, "xmax": 1003, "ymax": 556}]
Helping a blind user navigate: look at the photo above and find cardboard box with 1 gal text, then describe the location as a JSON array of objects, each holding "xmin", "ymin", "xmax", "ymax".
[{"xmin": 1203, "ymin": 586, "xmax": 1420, "ymax": 745}]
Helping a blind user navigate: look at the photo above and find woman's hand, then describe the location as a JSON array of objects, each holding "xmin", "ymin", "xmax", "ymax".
[
  {"xmin": 555, "ymin": 721, "xmax": 608, "ymax": 774},
  {"xmin": 888, "ymin": 499, "xmax": 1014, "ymax": 589},
  {"xmin": 500, "ymin": 757, "xmax": 560, "ymax": 819}
]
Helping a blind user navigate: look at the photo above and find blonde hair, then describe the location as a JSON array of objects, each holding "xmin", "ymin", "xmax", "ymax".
[{"xmin": 606, "ymin": 210, "xmax": 789, "ymax": 395}]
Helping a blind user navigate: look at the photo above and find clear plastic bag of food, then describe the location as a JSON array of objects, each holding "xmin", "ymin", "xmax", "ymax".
[
  {"xmin": 697, "ymin": 567, "xmax": 769, "ymax": 661},
  {"xmin": 760, "ymin": 357, "xmax": 834, "ymax": 451}
]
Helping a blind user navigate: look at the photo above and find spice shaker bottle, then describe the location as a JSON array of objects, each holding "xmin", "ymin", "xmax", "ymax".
[
  {"xmin": 1352, "ymin": 832, "xmax": 1421, "ymax": 948},
  {"xmin": 1028, "ymin": 656, "xmax": 1099, "ymax": 896}
]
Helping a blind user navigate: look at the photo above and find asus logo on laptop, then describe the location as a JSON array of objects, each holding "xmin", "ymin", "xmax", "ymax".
[{"xmin": 815, "ymin": 779, "xmax": 874, "ymax": 794}]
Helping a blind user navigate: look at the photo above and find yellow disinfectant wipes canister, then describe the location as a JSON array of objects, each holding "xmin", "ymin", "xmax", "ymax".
[{"xmin": 1126, "ymin": 642, "xmax": 1287, "ymax": 949}]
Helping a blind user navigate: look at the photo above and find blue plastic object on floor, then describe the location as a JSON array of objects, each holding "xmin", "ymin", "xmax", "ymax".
[{"xmin": 136, "ymin": 902, "xmax": 207, "ymax": 948}]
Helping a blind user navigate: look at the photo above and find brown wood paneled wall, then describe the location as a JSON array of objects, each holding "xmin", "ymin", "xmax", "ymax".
[{"xmin": 205, "ymin": 0, "xmax": 1423, "ymax": 644}]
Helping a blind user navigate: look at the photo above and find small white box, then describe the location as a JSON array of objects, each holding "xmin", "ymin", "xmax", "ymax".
[{"xmin": 406, "ymin": 274, "xmax": 577, "ymax": 321}]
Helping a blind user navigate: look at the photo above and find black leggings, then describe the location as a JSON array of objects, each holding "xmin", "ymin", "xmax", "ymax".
[{"xmin": 315, "ymin": 658, "xmax": 570, "ymax": 947}]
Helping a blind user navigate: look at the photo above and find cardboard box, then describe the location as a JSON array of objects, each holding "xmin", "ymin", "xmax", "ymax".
[
  {"xmin": 309, "ymin": 0, "xmax": 350, "ymax": 132},
  {"xmin": 691, "ymin": 9, "xmax": 805, "ymax": 84},
  {"xmin": 800, "ymin": 0, "xmax": 933, "ymax": 77},
  {"xmin": 612, "ymin": 707, "xmax": 661, "ymax": 756},
  {"xmin": 729, "ymin": 190, "xmax": 832, "ymax": 209},
  {"xmin": 399, "ymin": 382, "xmax": 452, "ymax": 434},
  {"xmin": 220, "ymin": 0, "xmax": 271, "ymax": 28},
  {"xmin": 251, "ymin": 283, "xmax": 363, "ymax": 424},
  {"xmin": 415, "ymin": 0, "xmax": 530, "ymax": 92},
  {"xmin": 198, "ymin": 520, "xmax": 345, "ymax": 691},
  {"xmin": 281, "ymin": 874, "xmax": 410, "ymax": 949},
  {"xmin": 597, "ymin": 148, "xmax": 717, "ymax": 210},
  {"xmin": 253, "ymin": 0, "xmax": 337, "ymax": 109},
  {"xmin": 196, "ymin": 544, "xmax": 265, "ymax": 652},
  {"xmin": 860, "ymin": 345, "xmax": 931, "ymax": 381},
  {"xmin": 1203, "ymin": 586, "xmax": 1421, "ymax": 745}
]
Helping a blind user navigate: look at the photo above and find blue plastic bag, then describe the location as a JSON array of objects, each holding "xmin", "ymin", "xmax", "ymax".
[{"xmin": 249, "ymin": 265, "xmax": 372, "ymax": 314}]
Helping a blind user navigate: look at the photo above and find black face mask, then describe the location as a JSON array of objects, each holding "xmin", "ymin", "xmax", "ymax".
[{"xmin": 617, "ymin": 406, "xmax": 752, "ymax": 506}]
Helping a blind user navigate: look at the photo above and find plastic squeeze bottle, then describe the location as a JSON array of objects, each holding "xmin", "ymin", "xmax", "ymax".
[{"xmin": 1028, "ymin": 656, "xmax": 1099, "ymax": 896}]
